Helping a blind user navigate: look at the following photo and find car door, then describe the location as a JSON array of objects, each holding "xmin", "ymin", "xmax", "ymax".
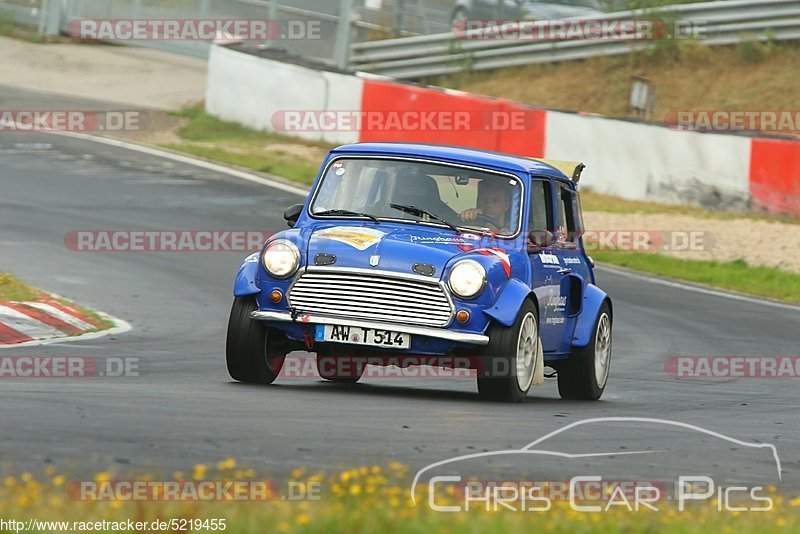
[
  {"xmin": 527, "ymin": 177, "xmax": 569, "ymax": 353},
  {"xmin": 551, "ymin": 180, "xmax": 592, "ymax": 350},
  {"xmin": 553, "ymin": 179, "xmax": 591, "ymax": 281}
]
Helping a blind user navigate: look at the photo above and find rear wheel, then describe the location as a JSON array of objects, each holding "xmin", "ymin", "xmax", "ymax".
[
  {"xmin": 557, "ymin": 302, "xmax": 612, "ymax": 400},
  {"xmin": 226, "ymin": 296, "xmax": 285, "ymax": 384},
  {"xmin": 316, "ymin": 353, "xmax": 365, "ymax": 383},
  {"xmin": 477, "ymin": 299, "xmax": 540, "ymax": 403}
]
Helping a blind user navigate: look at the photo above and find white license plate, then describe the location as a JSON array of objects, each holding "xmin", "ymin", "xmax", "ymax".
[{"xmin": 315, "ymin": 324, "xmax": 411, "ymax": 350}]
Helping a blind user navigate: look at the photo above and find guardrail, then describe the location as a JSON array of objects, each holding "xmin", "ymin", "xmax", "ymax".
[{"xmin": 349, "ymin": 0, "xmax": 800, "ymax": 79}]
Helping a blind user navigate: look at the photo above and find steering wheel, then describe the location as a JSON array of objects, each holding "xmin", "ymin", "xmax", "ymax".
[{"xmin": 470, "ymin": 213, "xmax": 502, "ymax": 231}]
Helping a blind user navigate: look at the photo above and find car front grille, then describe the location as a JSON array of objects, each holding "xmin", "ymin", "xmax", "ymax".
[{"xmin": 287, "ymin": 269, "xmax": 453, "ymax": 327}]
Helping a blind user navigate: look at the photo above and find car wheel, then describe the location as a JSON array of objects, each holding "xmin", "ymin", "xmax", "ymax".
[
  {"xmin": 316, "ymin": 353, "xmax": 365, "ymax": 383},
  {"xmin": 557, "ymin": 302, "xmax": 612, "ymax": 400},
  {"xmin": 226, "ymin": 296, "xmax": 285, "ymax": 384},
  {"xmin": 477, "ymin": 299, "xmax": 540, "ymax": 403}
]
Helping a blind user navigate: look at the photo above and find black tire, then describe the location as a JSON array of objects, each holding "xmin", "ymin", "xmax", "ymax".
[
  {"xmin": 557, "ymin": 302, "xmax": 612, "ymax": 400},
  {"xmin": 477, "ymin": 299, "xmax": 540, "ymax": 403},
  {"xmin": 316, "ymin": 353, "xmax": 365, "ymax": 383},
  {"xmin": 226, "ymin": 296, "xmax": 285, "ymax": 384}
]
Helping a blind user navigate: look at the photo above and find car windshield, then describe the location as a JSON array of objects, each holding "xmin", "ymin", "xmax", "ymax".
[{"xmin": 310, "ymin": 158, "xmax": 523, "ymax": 236}]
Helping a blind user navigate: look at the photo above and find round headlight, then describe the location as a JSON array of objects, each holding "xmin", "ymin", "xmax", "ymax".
[
  {"xmin": 262, "ymin": 239, "xmax": 300, "ymax": 279},
  {"xmin": 448, "ymin": 260, "xmax": 486, "ymax": 298}
]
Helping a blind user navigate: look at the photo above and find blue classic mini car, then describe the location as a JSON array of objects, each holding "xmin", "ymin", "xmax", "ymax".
[{"xmin": 226, "ymin": 143, "xmax": 612, "ymax": 402}]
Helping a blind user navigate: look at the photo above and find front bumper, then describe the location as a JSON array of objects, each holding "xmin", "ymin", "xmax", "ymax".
[{"xmin": 250, "ymin": 310, "xmax": 490, "ymax": 346}]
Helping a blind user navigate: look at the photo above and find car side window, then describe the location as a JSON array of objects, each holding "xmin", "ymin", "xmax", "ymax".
[
  {"xmin": 555, "ymin": 182, "xmax": 584, "ymax": 248},
  {"xmin": 528, "ymin": 179, "xmax": 553, "ymax": 234}
]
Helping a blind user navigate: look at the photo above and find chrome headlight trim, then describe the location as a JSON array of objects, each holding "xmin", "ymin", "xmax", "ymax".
[
  {"xmin": 447, "ymin": 259, "xmax": 486, "ymax": 299},
  {"xmin": 262, "ymin": 239, "xmax": 300, "ymax": 279}
]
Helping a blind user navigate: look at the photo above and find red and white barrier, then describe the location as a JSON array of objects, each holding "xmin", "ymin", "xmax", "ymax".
[
  {"xmin": 749, "ymin": 138, "xmax": 800, "ymax": 215},
  {"xmin": 0, "ymin": 298, "xmax": 105, "ymax": 346},
  {"xmin": 206, "ymin": 43, "xmax": 800, "ymax": 217}
]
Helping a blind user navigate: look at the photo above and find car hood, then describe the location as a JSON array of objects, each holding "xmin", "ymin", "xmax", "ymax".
[{"xmin": 305, "ymin": 223, "xmax": 485, "ymax": 278}]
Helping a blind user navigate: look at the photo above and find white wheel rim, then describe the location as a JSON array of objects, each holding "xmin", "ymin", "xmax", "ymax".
[
  {"xmin": 594, "ymin": 313, "xmax": 612, "ymax": 388},
  {"xmin": 516, "ymin": 312, "xmax": 538, "ymax": 391}
]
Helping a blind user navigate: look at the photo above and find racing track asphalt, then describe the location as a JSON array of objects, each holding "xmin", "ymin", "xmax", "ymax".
[{"xmin": 1, "ymin": 87, "xmax": 799, "ymax": 490}]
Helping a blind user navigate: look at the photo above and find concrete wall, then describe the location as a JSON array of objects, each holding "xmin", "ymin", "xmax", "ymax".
[
  {"xmin": 545, "ymin": 111, "xmax": 752, "ymax": 210},
  {"xmin": 206, "ymin": 45, "xmax": 362, "ymax": 145}
]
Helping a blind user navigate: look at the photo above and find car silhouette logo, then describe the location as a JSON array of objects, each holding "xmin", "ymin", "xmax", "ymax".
[
  {"xmin": 409, "ymin": 417, "xmax": 783, "ymax": 505},
  {"xmin": 369, "ymin": 255, "xmax": 380, "ymax": 267}
]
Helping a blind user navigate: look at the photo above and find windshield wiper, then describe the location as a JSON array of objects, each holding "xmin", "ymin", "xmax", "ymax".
[
  {"xmin": 389, "ymin": 204, "xmax": 460, "ymax": 233},
  {"xmin": 314, "ymin": 209, "xmax": 380, "ymax": 223}
]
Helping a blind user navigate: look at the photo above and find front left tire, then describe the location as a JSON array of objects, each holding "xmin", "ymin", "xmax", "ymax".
[
  {"xmin": 477, "ymin": 299, "xmax": 540, "ymax": 403},
  {"xmin": 226, "ymin": 296, "xmax": 285, "ymax": 384}
]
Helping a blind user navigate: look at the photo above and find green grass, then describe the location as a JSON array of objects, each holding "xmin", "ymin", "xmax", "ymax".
[
  {"xmin": 171, "ymin": 105, "xmax": 277, "ymax": 143},
  {"xmin": 0, "ymin": 11, "xmax": 52, "ymax": 43},
  {"xmin": 170, "ymin": 104, "xmax": 332, "ymax": 154},
  {"xmin": 593, "ymin": 252, "xmax": 800, "ymax": 304},
  {"xmin": 0, "ymin": 272, "xmax": 40, "ymax": 301},
  {"xmin": 161, "ymin": 143, "xmax": 320, "ymax": 185},
  {"xmin": 161, "ymin": 105, "xmax": 330, "ymax": 185}
]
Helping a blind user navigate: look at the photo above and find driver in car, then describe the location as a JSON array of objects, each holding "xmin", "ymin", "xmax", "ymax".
[{"xmin": 460, "ymin": 179, "xmax": 511, "ymax": 232}]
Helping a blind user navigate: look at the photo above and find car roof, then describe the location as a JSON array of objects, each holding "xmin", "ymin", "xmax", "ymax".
[{"xmin": 330, "ymin": 142, "xmax": 571, "ymax": 181}]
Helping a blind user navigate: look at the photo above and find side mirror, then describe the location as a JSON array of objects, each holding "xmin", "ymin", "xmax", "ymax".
[
  {"xmin": 527, "ymin": 229, "xmax": 555, "ymax": 253},
  {"xmin": 283, "ymin": 203, "xmax": 303, "ymax": 228}
]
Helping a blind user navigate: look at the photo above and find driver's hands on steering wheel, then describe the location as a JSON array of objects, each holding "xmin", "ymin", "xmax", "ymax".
[
  {"xmin": 460, "ymin": 208, "xmax": 484, "ymax": 221},
  {"xmin": 460, "ymin": 208, "xmax": 502, "ymax": 231}
]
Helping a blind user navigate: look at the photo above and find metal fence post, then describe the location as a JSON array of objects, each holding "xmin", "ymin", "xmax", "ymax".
[
  {"xmin": 394, "ymin": 0, "xmax": 405, "ymax": 36},
  {"xmin": 263, "ymin": 0, "xmax": 278, "ymax": 48},
  {"xmin": 42, "ymin": 0, "xmax": 62, "ymax": 35},
  {"xmin": 37, "ymin": 0, "xmax": 47, "ymax": 34},
  {"xmin": 334, "ymin": 0, "xmax": 354, "ymax": 70}
]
